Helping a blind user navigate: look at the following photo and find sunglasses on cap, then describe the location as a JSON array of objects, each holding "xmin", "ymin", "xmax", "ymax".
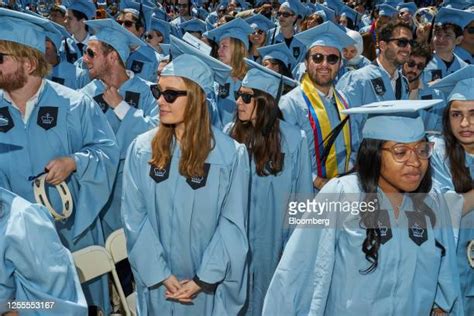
[
  {"xmin": 277, "ymin": 11, "xmax": 294, "ymax": 18},
  {"xmin": 85, "ymin": 48, "xmax": 96, "ymax": 59},
  {"xmin": 117, "ymin": 20, "xmax": 135, "ymax": 28},
  {"xmin": 387, "ymin": 38, "xmax": 415, "ymax": 48},
  {"xmin": 406, "ymin": 60, "xmax": 425, "ymax": 70},
  {"xmin": 310, "ymin": 53, "xmax": 340, "ymax": 65},
  {"xmin": 0, "ymin": 52, "xmax": 11, "ymax": 64},
  {"xmin": 236, "ymin": 91, "xmax": 254, "ymax": 104},
  {"xmin": 151, "ymin": 85, "xmax": 188, "ymax": 103}
]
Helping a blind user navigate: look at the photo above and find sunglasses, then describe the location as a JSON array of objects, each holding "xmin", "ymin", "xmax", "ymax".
[
  {"xmin": 236, "ymin": 91, "xmax": 254, "ymax": 104},
  {"xmin": 117, "ymin": 20, "xmax": 135, "ymax": 28},
  {"xmin": 145, "ymin": 33, "xmax": 155, "ymax": 40},
  {"xmin": 310, "ymin": 53, "xmax": 340, "ymax": 65},
  {"xmin": 467, "ymin": 27, "xmax": 474, "ymax": 35},
  {"xmin": 406, "ymin": 60, "xmax": 425, "ymax": 70},
  {"xmin": 151, "ymin": 85, "xmax": 188, "ymax": 103},
  {"xmin": 252, "ymin": 29, "xmax": 265, "ymax": 36},
  {"xmin": 387, "ymin": 38, "xmax": 415, "ymax": 48},
  {"xmin": 0, "ymin": 52, "xmax": 11, "ymax": 64},
  {"xmin": 277, "ymin": 11, "xmax": 294, "ymax": 18},
  {"xmin": 85, "ymin": 48, "xmax": 95, "ymax": 59}
]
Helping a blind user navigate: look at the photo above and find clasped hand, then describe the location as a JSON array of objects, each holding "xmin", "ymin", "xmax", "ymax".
[{"xmin": 163, "ymin": 275, "xmax": 202, "ymax": 304}]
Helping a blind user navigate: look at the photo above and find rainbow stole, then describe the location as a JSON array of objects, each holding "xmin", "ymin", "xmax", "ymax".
[{"xmin": 301, "ymin": 73, "xmax": 351, "ymax": 178}]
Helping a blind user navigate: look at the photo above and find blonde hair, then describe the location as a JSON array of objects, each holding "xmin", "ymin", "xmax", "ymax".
[
  {"xmin": 0, "ymin": 40, "xmax": 50, "ymax": 77},
  {"xmin": 229, "ymin": 38, "xmax": 248, "ymax": 80},
  {"xmin": 149, "ymin": 78, "xmax": 214, "ymax": 178}
]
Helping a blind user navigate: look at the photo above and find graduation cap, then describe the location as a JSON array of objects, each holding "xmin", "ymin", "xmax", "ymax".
[
  {"xmin": 180, "ymin": 18, "xmax": 207, "ymax": 34},
  {"xmin": 342, "ymin": 100, "xmax": 444, "ymax": 142},
  {"xmin": 294, "ymin": 21, "xmax": 356, "ymax": 52},
  {"xmin": 167, "ymin": 35, "xmax": 231, "ymax": 93},
  {"xmin": 0, "ymin": 7, "xmax": 57, "ymax": 53},
  {"xmin": 150, "ymin": 17, "xmax": 171, "ymax": 43},
  {"xmin": 258, "ymin": 43, "xmax": 297, "ymax": 69},
  {"xmin": 429, "ymin": 65, "xmax": 474, "ymax": 102},
  {"xmin": 397, "ymin": 2, "xmax": 417, "ymax": 15},
  {"xmin": 85, "ymin": 18, "xmax": 149, "ymax": 63},
  {"xmin": 203, "ymin": 18, "xmax": 253, "ymax": 49},
  {"xmin": 242, "ymin": 58, "xmax": 297, "ymax": 99},
  {"xmin": 314, "ymin": 3, "xmax": 336, "ymax": 23},
  {"xmin": 153, "ymin": 7, "xmax": 169, "ymax": 21},
  {"xmin": 46, "ymin": 21, "xmax": 72, "ymax": 51},
  {"xmin": 441, "ymin": 0, "xmax": 471, "ymax": 10},
  {"xmin": 67, "ymin": 0, "xmax": 96, "ymax": 20},
  {"xmin": 280, "ymin": 0, "xmax": 308, "ymax": 18},
  {"xmin": 377, "ymin": 4, "xmax": 398, "ymax": 17},
  {"xmin": 245, "ymin": 14, "xmax": 275, "ymax": 32},
  {"xmin": 340, "ymin": 4, "xmax": 359, "ymax": 24},
  {"xmin": 323, "ymin": 0, "xmax": 344, "ymax": 16},
  {"xmin": 435, "ymin": 7, "xmax": 474, "ymax": 29}
]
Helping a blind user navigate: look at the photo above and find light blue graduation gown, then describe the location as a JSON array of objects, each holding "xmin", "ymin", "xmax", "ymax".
[
  {"xmin": 216, "ymin": 77, "xmax": 241, "ymax": 130},
  {"xmin": 81, "ymin": 73, "xmax": 159, "ymax": 237},
  {"xmin": 423, "ymin": 53, "xmax": 468, "ymax": 83},
  {"xmin": 47, "ymin": 60, "xmax": 90, "ymax": 90},
  {"xmin": 226, "ymin": 120, "xmax": 313, "ymax": 316},
  {"xmin": 0, "ymin": 187, "xmax": 87, "ymax": 316},
  {"xmin": 0, "ymin": 80, "xmax": 120, "ymax": 313},
  {"xmin": 121, "ymin": 127, "xmax": 250, "ymax": 316},
  {"xmin": 263, "ymin": 174, "xmax": 462, "ymax": 315},
  {"xmin": 266, "ymin": 27, "xmax": 306, "ymax": 64},
  {"xmin": 338, "ymin": 55, "xmax": 371, "ymax": 78},
  {"xmin": 126, "ymin": 45, "xmax": 160, "ymax": 83},
  {"xmin": 416, "ymin": 84, "xmax": 446, "ymax": 133},
  {"xmin": 430, "ymin": 135, "xmax": 474, "ymax": 314},
  {"xmin": 279, "ymin": 85, "xmax": 355, "ymax": 181},
  {"xmin": 454, "ymin": 46, "xmax": 473, "ymax": 65},
  {"xmin": 336, "ymin": 63, "xmax": 410, "ymax": 155}
]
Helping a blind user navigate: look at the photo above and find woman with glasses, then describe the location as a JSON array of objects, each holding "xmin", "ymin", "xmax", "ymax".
[
  {"xmin": 245, "ymin": 14, "xmax": 274, "ymax": 63},
  {"xmin": 204, "ymin": 18, "xmax": 253, "ymax": 129},
  {"xmin": 227, "ymin": 60, "xmax": 313, "ymax": 316},
  {"xmin": 430, "ymin": 67, "xmax": 474, "ymax": 315},
  {"xmin": 263, "ymin": 100, "xmax": 462, "ymax": 315},
  {"xmin": 121, "ymin": 47, "xmax": 250, "ymax": 315},
  {"xmin": 146, "ymin": 17, "xmax": 171, "ymax": 54}
]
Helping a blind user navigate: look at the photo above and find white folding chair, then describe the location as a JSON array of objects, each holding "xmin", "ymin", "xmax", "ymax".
[
  {"xmin": 467, "ymin": 240, "xmax": 474, "ymax": 268},
  {"xmin": 72, "ymin": 245, "xmax": 130, "ymax": 316},
  {"xmin": 106, "ymin": 229, "xmax": 137, "ymax": 316}
]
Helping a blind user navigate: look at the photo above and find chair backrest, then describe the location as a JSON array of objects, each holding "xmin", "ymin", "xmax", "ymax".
[{"xmin": 105, "ymin": 228, "xmax": 128, "ymax": 264}]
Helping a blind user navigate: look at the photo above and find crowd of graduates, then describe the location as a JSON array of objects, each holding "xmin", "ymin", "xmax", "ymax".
[{"xmin": 0, "ymin": 0, "xmax": 473, "ymax": 315}]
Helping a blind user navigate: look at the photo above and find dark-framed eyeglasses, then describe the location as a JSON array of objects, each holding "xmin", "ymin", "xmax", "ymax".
[
  {"xmin": 145, "ymin": 33, "xmax": 154, "ymax": 40},
  {"xmin": 236, "ymin": 91, "xmax": 254, "ymax": 104},
  {"xmin": 117, "ymin": 20, "xmax": 135, "ymax": 28},
  {"xmin": 387, "ymin": 37, "xmax": 415, "ymax": 48},
  {"xmin": 406, "ymin": 60, "xmax": 426, "ymax": 70},
  {"xmin": 0, "ymin": 52, "xmax": 11, "ymax": 64},
  {"xmin": 310, "ymin": 53, "xmax": 340, "ymax": 65},
  {"xmin": 85, "ymin": 48, "xmax": 95, "ymax": 59},
  {"xmin": 381, "ymin": 142, "xmax": 434, "ymax": 163},
  {"xmin": 151, "ymin": 85, "xmax": 188, "ymax": 103},
  {"xmin": 276, "ymin": 11, "xmax": 294, "ymax": 18}
]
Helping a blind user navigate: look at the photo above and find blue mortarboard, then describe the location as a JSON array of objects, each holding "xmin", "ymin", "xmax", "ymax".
[
  {"xmin": 68, "ymin": 0, "xmax": 96, "ymax": 20},
  {"xmin": 294, "ymin": 21, "xmax": 356, "ymax": 52},
  {"xmin": 435, "ymin": 7, "xmax": 474, "ymax": 29},
  {"xmin": 153, "ymin": 7, "xmax": 169, "ymax": 21},
  {"xmin": 85, "ymin": 19, "xmax": 148, "ymax": 63},
  {"xmin": 180, "ymin": 18, "xmax": 207, "ymax": 34},
  {"xmin": 340, "ymin": 4, "xmax": 359, "ymax": 24},
  {"xmin": 323, "ymin": 0, "xmax": 344, "ymax": 16},
  {"xmin": 280, "ymin": 0, "xmax": 307, "ymax": 18},
  {"xmin": 242, "ymin": 58, "xmax": 298, "ymax": 99},
  {"xmin": 159, "ymin": 43, "xmax": 170, "ymax": 58},
  {"xmin": 342, "ymin": 100, "xmax": 444, "ymax": 143},
  {"xmin": 245, "ymin": 14, "xmax": 275, "ymax": 32},
  {"xmin": 314, "ymin": 3, "xmax": 336, "ymax": 23},
  {"xmin": 192, "ymin": 7, "xmax": 209, "ymax": 20},
  {"xmin": 168, "ymin": 35, "xmax": 231, "ymax": 93},
  {"xmin": 46, "ymin": 21, "xmax": 71, "ymax": 50},
  {"xmin": 397, "ymin": 2, "xmax": 417, "ymax": 15},
  {"xmin": 258, "ymin": 43, "xmax": 297, "ymax": 69},
  {"xmin": 0, "ymin": 8, "xmax": 57, "ymax": 53},
  {"xmin": 203, "ymin": 18, "xmax": 253, "ymax": 49},
  {"xmin": 150, "ymin": 17, "xmax": 170, "ymax": 43},
  {"xmin": 377, "ymin": 4, "xmax": 398, "ymax": 17},
  {"xmin": 430, "ymin": 65, "xmax": 474, "ymax": 102},
  {"xmin": 441, "ymin": 0, "xmax": 471, "ymax": 10}
]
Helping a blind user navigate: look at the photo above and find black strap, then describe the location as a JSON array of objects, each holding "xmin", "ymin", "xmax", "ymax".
[
  {"xmin": 77, "ymin": 42, "xmax": 85, "ymax": 54},
  {"xmin": 320, "ymin": 116, "xmax": 350, "ymax": 165},
  {"xmin": 193, "ymin": 275, "xmax": 217, "ymax": 293},
  {"xmin": 395, "ymin": 74, "xmax": 402, "ymax": 100}
]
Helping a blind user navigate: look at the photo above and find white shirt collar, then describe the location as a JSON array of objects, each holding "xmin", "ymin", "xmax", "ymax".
[{"xmin": 5, "ymin": 79, "xmax": 46, "ymax": 124}]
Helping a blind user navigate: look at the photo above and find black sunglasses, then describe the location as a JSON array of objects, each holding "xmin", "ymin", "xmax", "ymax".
[
  {"xmin": 406, "ymin": 60, "xmax": 425, "ymax": 70},
  {"xmin": 252, "ymin": 29, "xmax": 265, "ymax": 36},
  {"xmin": 310, "ymin": 53, "xmax": 340, "ymax": 65},
  {"xmin": 236, "ymin": 91, "xmax": 254, "ymax": 104},
  {"xmin": 85, "ymin": 48, "xmax": 95, "ymax": 59},
  {"xmin": 117, "ymin": 20, "xmax": 135, "ymax": 28},
  {"xmin": 151, "ymin": 85, "xmax": 188, "ymax": 103},
  {"xmin": 388, "ymin": 38, "xmax": 415, "ymax": 48},
  {"xmin": 0, "ymin": 52, "xmax": 10, "ymax": 64},
  {"xmin": 277, "ymin": 11, "xmax": 294, "ymax": 18},
  {"xmin": 467, "ymin": 26, "xmax": 474, "ymax": 35}
]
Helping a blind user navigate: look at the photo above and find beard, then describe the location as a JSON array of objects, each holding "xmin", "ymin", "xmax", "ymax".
[
  {"xmin": 0, "ymin": 63, "xmax": 28, "ymax": 92},
  {"xmin": 308, "ymin": 67, "xmax": 336, "ymax": 88}
]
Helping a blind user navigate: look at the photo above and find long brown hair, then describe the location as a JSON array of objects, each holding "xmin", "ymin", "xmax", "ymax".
[
  {"xmin": 229, "ymin": 38, "xmax": 248, "ymax": 80},
  {"xmin": 443, "ymin": 102, "xmax": 473, "ymax": 193},
  {"xmin": 230, "ymin": 89, "xmax": 283, "ymax": 176},
  {"xmin": 149, "ymin": 77, "xmax": 214, "ymax": 178},
  {"xmin": 0, "ymin": 40, "xmax": 51, "ymax": 77}
]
